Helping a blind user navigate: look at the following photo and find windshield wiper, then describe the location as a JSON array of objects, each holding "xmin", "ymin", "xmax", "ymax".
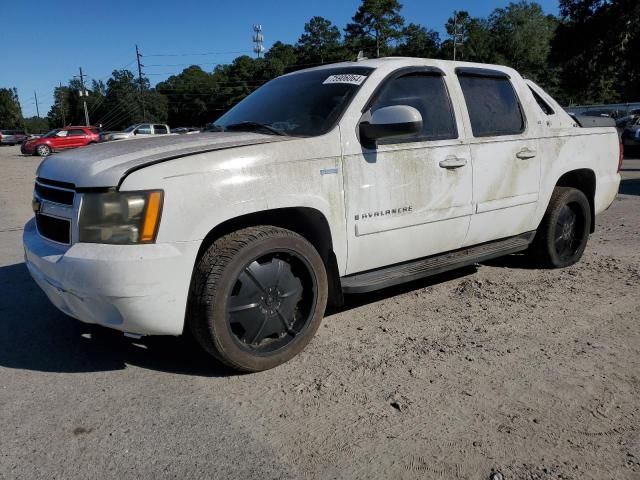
[{"xmin": 223, "ymin": 121, "xmax": 286, "ymax": 136}]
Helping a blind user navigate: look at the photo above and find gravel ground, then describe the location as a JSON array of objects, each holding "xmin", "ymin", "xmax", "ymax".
[{"xmin": 0, "ymin": 145, "xmax": 639, "ymax": 480}]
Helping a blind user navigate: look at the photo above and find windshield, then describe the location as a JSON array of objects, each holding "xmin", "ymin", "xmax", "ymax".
[
  {"xmin": 214, "ymin": 67, "xmax": 374, "ymax": 137},
  {"xmin": 123, "ymin": 125, "xmax": 138, "ymax": 132},
  {"xmin": 43, "ymin": 129, "xmax": 60, "ymax": 138}
]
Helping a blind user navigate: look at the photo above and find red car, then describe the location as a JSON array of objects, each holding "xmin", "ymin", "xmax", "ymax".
[{"xmin": 21, "ymin": 126, "xmax": 100, "ymax": 156}]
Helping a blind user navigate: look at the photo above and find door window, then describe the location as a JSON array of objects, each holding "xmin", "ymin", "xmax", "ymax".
[
  {"xmin": 370, "ymin": 73, "xmax": 458, "ymax": 143},
  {"xmin": 458, "ymin": 74, "xmax": 525, "ymax": 137},
  {"xmin": 153, "ymin": 125, "xmax": 168, "ymax": 134},
  {"xmin": 136, "ymin": 125, "xmax": 152, "ymax": 135},
  {"xmin": 67, "ymin": 129, "xmax": 86, "ymax": 136}
]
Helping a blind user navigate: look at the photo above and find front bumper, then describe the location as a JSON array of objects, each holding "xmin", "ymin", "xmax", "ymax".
[
  {"xmin": 23, "ymin": 218, "xmax": 201, "ymax": 336},
  {"xmin": 21, "ymin": 143, "xmax": 36, "ymax": 154}
]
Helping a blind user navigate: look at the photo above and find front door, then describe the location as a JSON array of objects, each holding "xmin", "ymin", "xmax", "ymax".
[{"xmin": 342, "ymin": 69, "xmax": 473, "ymax": 274}]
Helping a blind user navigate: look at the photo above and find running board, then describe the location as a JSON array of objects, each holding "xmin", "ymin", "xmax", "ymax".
[{"xmin": 341, "ymin": 232, "xmax": 536, "ymax": 294}]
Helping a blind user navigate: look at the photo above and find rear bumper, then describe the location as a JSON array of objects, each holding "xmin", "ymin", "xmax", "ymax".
[{"xmin": 23, "ymin": 218, "xmax": 201, "ymax": 336}]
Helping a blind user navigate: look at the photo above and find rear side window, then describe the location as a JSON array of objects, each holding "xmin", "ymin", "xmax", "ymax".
[
  {"xmin": 371, "ymin": 73, "xmax": 458, "ymax": 143},
  {"xmin": 67, "ymin": 129, "xmax": 86, "ymax": 136},
  {"xmin": 458, "ymin": 75, "xmax": 525, "ymax": 137},
  {"xmin": 528, "ymin": 86, "xmax": 555, "ymax": 115},
  {"xmin": 154, "ymin": 125, "xmax": 168, "ymax": 134}
]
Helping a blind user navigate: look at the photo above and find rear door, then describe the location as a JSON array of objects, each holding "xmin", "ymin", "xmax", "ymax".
[
  {"xmin": 456, "ymin": 68, "xmax": 541, "ymax": 246},
  {"xmin": 342, "ymin": 67, "xmax": 473, "ymax": 274},
  {"xmin": 66, "ymin": 128, "xmax": 89, "ymax": 147}
]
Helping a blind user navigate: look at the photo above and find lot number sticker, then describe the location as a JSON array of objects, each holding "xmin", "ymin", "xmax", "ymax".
[{"xmin": 323, "ymin": 74, "xmax": 367, "ymax": 86}]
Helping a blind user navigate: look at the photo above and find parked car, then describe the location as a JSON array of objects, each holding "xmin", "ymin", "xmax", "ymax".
[
  {"xmin": 621, "ymin": 116, "xmax": 640, "ymax": 155},
  {"xmin": 13, "ymin": 130, "xmax": 27, "ymax": 143},
  {"xmin": 21, "ymin": 126, "xmax": 100, "ymax": 156},
  {"xmin": 173, "ymin": 127, "xmax": 201, "ymax": 134},
  {"xmin": 24, "ymin": 58, "xmax": 621, "ymax": 372},
  {"xmin": 581, "ymin": 108, "xmax": 627, "ymax": 119},
  {"xmin": 102, "ymin": 123, "xmax": 171, "ymax": 141},
  {"xmin": 0, "ymin": 129, "xmax": 27, "ymax": 145}
]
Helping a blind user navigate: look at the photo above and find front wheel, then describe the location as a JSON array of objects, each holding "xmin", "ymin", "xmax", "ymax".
[
  {"xmin": 188, "ymin": 226, "xmax": 328, "ymax": 372},
  {"xmin": 36, "ymin": 144, "xmax": 51, "ymax": 157},
  {"xmin": 530, "ymin": 187, "xmax": 591, "ymax": 268}
]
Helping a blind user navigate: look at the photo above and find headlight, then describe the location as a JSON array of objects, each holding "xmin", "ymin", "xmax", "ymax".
[{"xmin": 79, "ymin": 190, "xmax": 163, "ymax": 244}]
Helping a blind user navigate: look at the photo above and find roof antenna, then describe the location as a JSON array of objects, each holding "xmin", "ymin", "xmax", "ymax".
[{"xmin": 356, "ymin": 51, "xmax": 367, "ymax": 62}]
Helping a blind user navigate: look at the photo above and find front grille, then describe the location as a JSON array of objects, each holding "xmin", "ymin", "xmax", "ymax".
[
  {"xmin": 35, "ymin": 183, "xmax": 74, "ymax": 206},
  {"xmin": 36, "ymin": 214, "xmax": 71, "ymax": 244}
]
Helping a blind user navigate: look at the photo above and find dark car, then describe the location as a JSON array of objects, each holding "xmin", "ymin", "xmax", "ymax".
[
  {"xmin": 21, "ymin": 126, "xmax": 100, "ymax": 156},
  {"xmin": 621, "ymin": 116, "xmax": 640, "ymax": 156}
]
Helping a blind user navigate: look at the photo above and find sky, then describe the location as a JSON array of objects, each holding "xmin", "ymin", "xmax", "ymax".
[{"xmin": 1, "ymin": 0, "xmax": 559, "ymax": 118}]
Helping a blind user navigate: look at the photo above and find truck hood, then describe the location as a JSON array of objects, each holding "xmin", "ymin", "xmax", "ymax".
[{"xmin": 36, "ymin": 132, "xmax": 291, "ymax": 188}]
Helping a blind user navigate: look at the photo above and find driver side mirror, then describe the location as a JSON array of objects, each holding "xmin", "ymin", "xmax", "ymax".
[{"xmin": 359, "ymin": 105, "xmax": 423, "ymax": 147}]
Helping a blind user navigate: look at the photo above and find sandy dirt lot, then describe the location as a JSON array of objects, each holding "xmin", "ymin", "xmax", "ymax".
[{"xmin": 0, "ymin": 145, "xmax": 638, "ymax": 480}]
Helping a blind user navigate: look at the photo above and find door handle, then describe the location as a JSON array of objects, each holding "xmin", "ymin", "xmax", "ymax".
[
  {"xmin": 439, "ymin": 156, "xmax": 468, "ymax": 169},
  {"xmin": 516, "ymin": 147, "xmax": 537, "ymax": 160}
]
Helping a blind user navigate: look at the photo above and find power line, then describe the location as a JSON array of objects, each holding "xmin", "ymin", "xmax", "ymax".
[{"xmin": 144, "ymin": 50, "xmax": 252, "ymax": 57}]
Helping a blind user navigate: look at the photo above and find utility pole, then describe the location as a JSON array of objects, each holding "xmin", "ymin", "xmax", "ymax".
[
  {"xmin": 136, "ymin": 45, "xmax": 147, "ymax": 121},
  {"xmin": 452, "ymin": 11, "xmax": 458, "ymax": 61},
  {"xmin": 77, "ymin": 67, "xmax": 90, "ymax": 126},
  {"xmin": 59, "ymin": 82, "xmax": 66, "ymax": 127},
  {"xmin": 253, "ymin": 25, "xmax": 265, "ymax": 58},
  {"xmin": 451, "ymin": 11, "xmax": 464, "ymax": 61},
  {"xmin": 33, "ymin": 91, "xmax": 40, "ymax": 118}
]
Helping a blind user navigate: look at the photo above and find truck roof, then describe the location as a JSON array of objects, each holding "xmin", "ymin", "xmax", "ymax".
[{"xmin": 284, "ymin": 56, "xmax": 520, "ymax": 79}]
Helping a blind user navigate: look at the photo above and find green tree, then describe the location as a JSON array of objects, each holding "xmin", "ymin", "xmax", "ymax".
[
  {"xmin": 264, "ymin": 41, "xmax": 299, "ymax": 76},
  {"xmin": 345, "ymin": 0, "xmax": 405, "ymax": 58},
  {"xmin": 157, "ymin": 66, "xmax": 218, "ymax": 127},
  {"xmin": 297, "ymin": 16, "xmax": 345, "ymax": 65},
  {"xmin": 95, "ymin": 70, "xmax": 167, "ymax": 130},
  {"xmin": 395, "ymin": 23, "xmax": 440, "ymax": 58},
  {"xmin": 0, "ymin": 88, "xmax": 23, "ymax": 128},
  {"xmin": 441, "ymin": 12, "xmax": 494, "ymax": 62},
  {"xmin": 23, "ymin": 116, "xmax": 50, "ymax": 133},
  {"xmin": 441, "ymin": 4, "xmax": 558, "ymax": 92},
  {"xmin": 552, "ymin": 0, "xmax": 640, "ymax": 104},
  {"xmin": 489, "ymin": 2, "xmax": 558, "ymax": 84}
]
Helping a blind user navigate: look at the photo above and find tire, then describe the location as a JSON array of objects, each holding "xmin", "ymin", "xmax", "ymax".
[
  {"xmin": 36, "ymin": 144, "xmax": 51, "ymax": 157},
  {"xmin": 530, "ymin": 187, "xmax": 591, "ymax": 268},
  {"xmin": 188, "ymin": 226, "xmax": 328, "ymax": 372}
]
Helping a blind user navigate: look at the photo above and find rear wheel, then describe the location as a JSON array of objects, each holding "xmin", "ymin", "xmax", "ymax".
[
  {"xmin": 530, "ymin": 187, "xmax": 591, "ymax": 268},
  {"xmin": 36, "ymin": 144, "xmax": 51, "ymax": 157},
  {"xmin": 188, "ymin": 226, "xmax": 328, "ymax": 372}
]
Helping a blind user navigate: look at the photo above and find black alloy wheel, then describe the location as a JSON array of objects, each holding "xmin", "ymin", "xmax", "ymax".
[
  {"xmin": 189, "ymin": 226, "xmax": 328, "ymax": 372},
  {"xmin": 226, "ymin": 251, "xmax": 317, "ymax": 354},
  {"xmin": 530, "ymin": 186, "xmax": 591, "ymax": 268}
]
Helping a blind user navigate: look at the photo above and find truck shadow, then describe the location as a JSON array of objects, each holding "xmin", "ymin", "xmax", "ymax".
[
  {"xmin": 0, "ymin": 261, "xmax": 480, "ymax": 376},
  {"xmin": 0, "ymin": 262, "xmax": 235, "ymax": 377},
  {"xmin": 619, "ymin": 178, "xmax": 640, "ymax": 196}
]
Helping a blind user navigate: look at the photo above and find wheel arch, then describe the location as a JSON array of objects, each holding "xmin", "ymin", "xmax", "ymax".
[
  {"xmin": 195, "ymin": 207, "xmax": 344, "ymax": 307},
  {"xmin": 555, "ymin": 168, "xmax": 596, "ymax": 233}
]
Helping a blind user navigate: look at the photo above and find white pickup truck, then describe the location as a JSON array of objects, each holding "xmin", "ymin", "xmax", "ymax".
[{"xmin": 24, "ymin": 58, "xmax": 622, "ymax": 371}]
